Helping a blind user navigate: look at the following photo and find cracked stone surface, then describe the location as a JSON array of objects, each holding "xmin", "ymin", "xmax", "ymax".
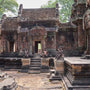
[{"xmin": 2, "ymin": 71, "xmax": 64, "ymax": 90}]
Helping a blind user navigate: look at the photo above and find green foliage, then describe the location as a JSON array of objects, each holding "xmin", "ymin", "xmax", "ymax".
[
  {"xmin": 41, "ymin": 0, "xmax": 74, "ymax": 23},
  {"xmin": 0, "ymin": 0, "xmax": 18, "ymax": 18},
  {"xmin": 41, "ymin": 0, "xmax": 58, "ymax": 8}
]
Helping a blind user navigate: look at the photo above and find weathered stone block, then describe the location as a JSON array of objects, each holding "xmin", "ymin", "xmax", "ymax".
[
  {"xmin": 41, "ymin": 58, "xmax": 49, "ymax": 67},
  {"xmin": 41, "ymin": 58, "xmax": 49, "ymax": 73},
  {"xmin": 21, "ymin": 58, "xmax": 30, "ymax": 66},
  {"xmin": 55, "ymin": 60, "xmax": 64, "ymax": 74}
]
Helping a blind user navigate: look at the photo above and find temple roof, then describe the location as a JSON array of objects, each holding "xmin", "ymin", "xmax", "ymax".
[
  {"xmin": 59, "ymin": 22, "xmax": 76, "ymax": 29},
  {"xmin": 21, "ymin": 8, "xmax": 57, "ymax": 21},
  {"xmin": 2, "ymin": 17, "xmax": 18, "ymax": 31}
]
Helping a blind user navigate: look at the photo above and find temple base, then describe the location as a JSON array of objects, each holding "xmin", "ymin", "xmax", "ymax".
[{"xmin": 63, "ymin": 57, "xmax": 90, "ymax": 90}]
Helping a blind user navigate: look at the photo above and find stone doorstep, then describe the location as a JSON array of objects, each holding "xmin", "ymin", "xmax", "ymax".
[{"xmin": 62, "ymin": 76, "xmax": 90, "ymax": 90}]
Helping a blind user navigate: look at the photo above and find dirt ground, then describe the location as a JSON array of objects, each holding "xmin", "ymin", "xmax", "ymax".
[{"xmin": 2, "ymin": 71, "xmax": 64, "ymax": 90}]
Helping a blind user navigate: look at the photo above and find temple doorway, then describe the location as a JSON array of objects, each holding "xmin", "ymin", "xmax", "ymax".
[
  {"xmin": 35, "ymin": 41, "xmax": 41, "ymax": 53},
  {"xmin": 10, "ymin": 41, "xmax": 14, "ymax": 52}
]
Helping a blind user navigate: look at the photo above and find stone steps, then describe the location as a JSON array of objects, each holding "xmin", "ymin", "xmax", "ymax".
[
  {"xmin": 29, "ymin": 58, "xmax": 41, "ymax": 74},
  {"xmin": 30, "ymin": 62, "xmax": 41, "ymax": 65}
]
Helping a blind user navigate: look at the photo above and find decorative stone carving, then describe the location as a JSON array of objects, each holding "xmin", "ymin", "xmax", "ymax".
[
  {"xmin": 56, "ymin": 3, "xmax": 59, "ymax": 18},
  {"xmin": 83, "ymin": 9, "xmax": 90, "ymax": 30},
  {"xmin": 0, "ymin": 24, "xmax": 1, "ymax": 35},
  {"xmin": 18, "ymin": 4, "xmax": 23, "ymax": 17},
  {"xmin": 17, "ymin": 26, "xmax": 21, "ymax": 34},
  {"xmin": 30, "ymin": 26, "xmax": 46, "ymax": 36},
  {"xmin": 86, "ymin": 0, "xmax": 90, "ymax": 7},
  {"xmin": 55, "ymin": 47, "xmax": 64, "ymax": 60},
  {"xmin": 1, "ymin": 14, "xmax": 6, "ymax": 21}
]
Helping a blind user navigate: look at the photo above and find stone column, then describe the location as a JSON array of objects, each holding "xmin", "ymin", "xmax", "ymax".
[
  {"xmin": 87, "ymin": 29, "xmax": 90, "ymax": 54},
  {"xmin": 77, "ymin": 24, "xmax": 85, "ymax": 47},
  {"xmin": 44, "ymin": 32, "xmax": 47, "ymax": 50},
  {"xmin": 41, "ymin": 38, "xmax": 45, "ymax": 52},
  {"xmin": 17, "ymin": 26, "xmax": 21, "ymax": 51},
  {"xmin": 0, "ymin": 24, "xmax": 1, "ymax": 54},
  {"xmin": 8, "ymin": 41, "xmax": 10, "ymax": 52},
  {"xmin": 54, "ymin": 32, "xmax": 56, "ymax": 50},
  {"xmin": 0, "ymin": 36, "xmax": 1, "ymax": 54},
  {"xmin": 30, "ymin": 35, "xmax": 32, "ymax": 55}
]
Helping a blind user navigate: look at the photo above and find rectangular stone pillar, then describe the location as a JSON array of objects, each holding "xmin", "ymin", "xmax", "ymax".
[
  {"xmin": 77, "ymin": 24, "xmax": 85, "ymax": 47},
  {"xmin": 29, "ymin": 36, "xmax": 32, "ymax": 55},
  {"xmin": 0, "ymin": 24, "xmax": 2, "ymax": 53},
  {"xmin": 0, "ymin": 38, "xmax": 1, "ymax": 54},
  {"xmin": 87, "ymin": 30, "xmax": 90, "ymax": 54},
  {"xmin": 54, "ymin": 32, "xmax": 56, "ymax": 50}
]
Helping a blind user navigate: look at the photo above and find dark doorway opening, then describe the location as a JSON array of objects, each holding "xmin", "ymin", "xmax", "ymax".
[
  {"xmin": 35, "ymin": 41, "xmax": 41, "ymax": 53},
  {"xmin": 49, "ymin": 58, "xmax": 54, "ymax": 69},
  {"xmin": 10, "ymin": 41, "xmax": 14, "ymax": 52}
]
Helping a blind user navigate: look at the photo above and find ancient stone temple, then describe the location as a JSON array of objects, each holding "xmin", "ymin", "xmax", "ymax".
[
  {"xmin": 0, "ymin": 3, "xmax": 81, "ymax": 57},
  {"xmin": 0, "ymin": 4, "xmax": 59, "ymax": 56},
  {"xmin": 0, "ymin": 0, "xmax": 90, "ymax": 90},
  {"xmin": 0, "ymin": 1, "xmax": 89, "ymax": 57},
  {"xmin": 71, "ymin": 0, "xmax": 90, "ymax": 55}
]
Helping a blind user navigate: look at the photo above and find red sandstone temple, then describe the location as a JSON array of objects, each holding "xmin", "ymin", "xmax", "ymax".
[
  {"xmin": 0, "ymin": 1, "xmax": 90, "ymax": 89},
  {"xmin": 0, "ymin": 0, "xmax": 90, "ymax": 57}
]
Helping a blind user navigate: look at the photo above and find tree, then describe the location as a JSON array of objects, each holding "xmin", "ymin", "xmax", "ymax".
[
  {"xmin": 0, "ymin": 0, "xmax": 18, "ymax": 18},
  {"xmin": 41, "ymin": 0, "xmax": 74, "ymax": 23},
  {"xmin": 41, "ymin": 0, "xmax": 58, "ymax": 8}
]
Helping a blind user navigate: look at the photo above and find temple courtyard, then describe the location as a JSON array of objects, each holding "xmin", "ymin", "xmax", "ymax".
[
  {"xmin": 0, "ymin": 56, "xmax": 90, "ymax": 90},
  {"xmin": 1, "ymin": 71, "xmax": 64, "ymax": 90}
]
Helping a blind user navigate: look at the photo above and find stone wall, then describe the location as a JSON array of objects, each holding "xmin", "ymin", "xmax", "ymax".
[{"xmin": 56, "ymin": 31, "xmax": 75, "ymax": 50}]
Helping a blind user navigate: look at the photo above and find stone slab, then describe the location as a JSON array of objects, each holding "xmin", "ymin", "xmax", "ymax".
[{"xmin": 65, "ymin": 57, "xmax": 90, "ymax": 65}]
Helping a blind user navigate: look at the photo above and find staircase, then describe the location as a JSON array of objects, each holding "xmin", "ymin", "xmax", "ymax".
[{"xmin": 28, "ymin": 58, "xmax": 41, "ymax": 74}]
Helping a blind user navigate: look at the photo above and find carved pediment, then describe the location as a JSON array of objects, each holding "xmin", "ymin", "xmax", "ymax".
[{"xmin": 30, "ymin": 26, "xmax": 46, "ymax": 36}]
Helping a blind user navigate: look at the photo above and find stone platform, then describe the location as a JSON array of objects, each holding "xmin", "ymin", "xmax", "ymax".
[
  {"xmin": 63, "ymin": 57, "xmax": 90, "ymax": 90},
  {"xmin": 0, "ymin": 57, "xmax": 30, "ymax": 70}
]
